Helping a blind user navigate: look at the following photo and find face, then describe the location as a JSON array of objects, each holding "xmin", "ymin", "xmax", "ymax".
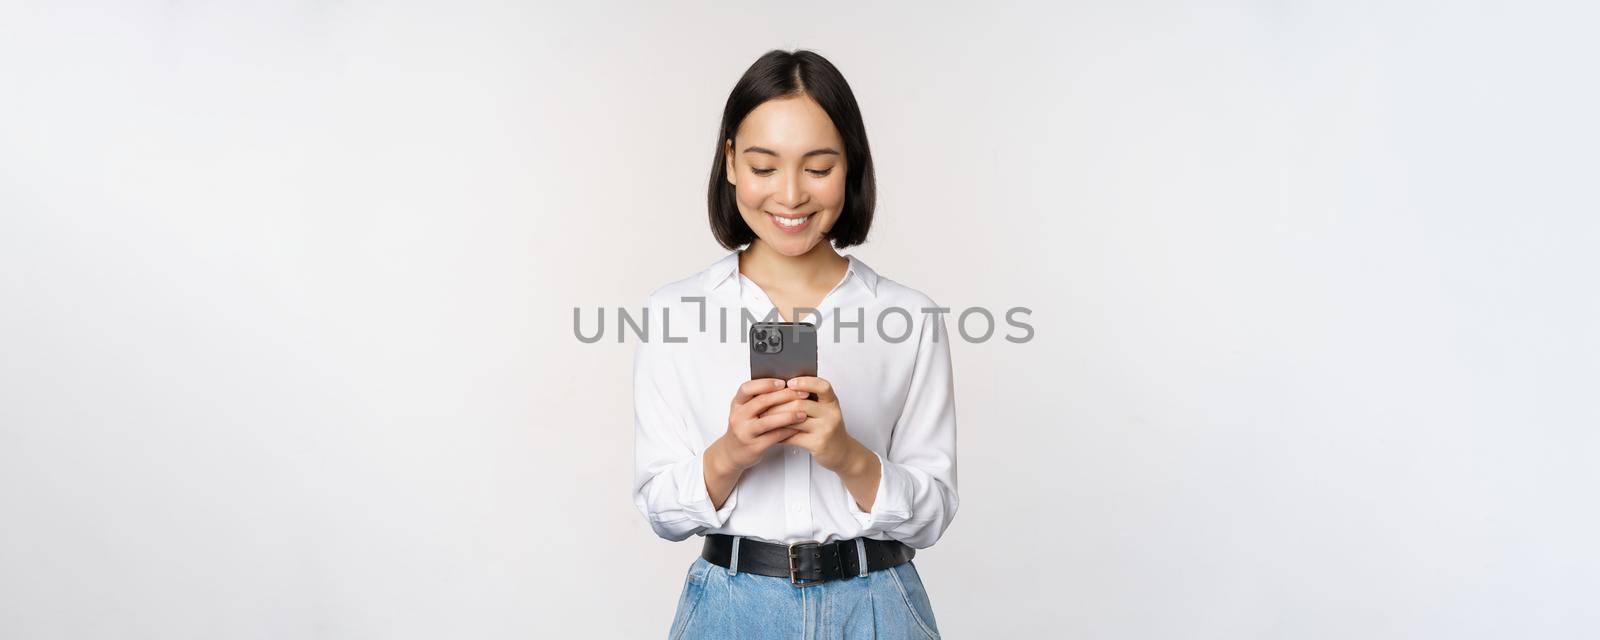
[{"xmin": 724, "ymin": 95, "xmax": 848, "ymax": 256}]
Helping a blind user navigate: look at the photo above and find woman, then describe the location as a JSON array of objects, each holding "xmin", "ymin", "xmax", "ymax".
[{"xmin": 632, "ymin": 49, "xmax": 958, "ymax": 639}]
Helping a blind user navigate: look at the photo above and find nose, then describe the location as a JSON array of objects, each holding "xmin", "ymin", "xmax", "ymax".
[{"xmin": 777, "ymin": 172, "xmax": 808, "ymax": 210}]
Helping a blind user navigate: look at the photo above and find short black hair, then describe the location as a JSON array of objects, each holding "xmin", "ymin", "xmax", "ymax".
[{"xmin": 707, "ymin": 49, "xmax": 877, "ymax": 250}]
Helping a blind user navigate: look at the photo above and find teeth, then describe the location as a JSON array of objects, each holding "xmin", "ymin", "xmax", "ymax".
[{"xmin": 773, "ymin": 214, "xmax": 809, "ymax": 227}]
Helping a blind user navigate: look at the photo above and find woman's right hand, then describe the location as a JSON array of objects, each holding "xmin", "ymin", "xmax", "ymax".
[{"xmin": 714, "ymin": 378, "xmax": 809, "ymax": 472}]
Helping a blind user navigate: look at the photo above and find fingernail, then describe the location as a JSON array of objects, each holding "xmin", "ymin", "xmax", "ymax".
[
  {"xmin": 772, "ymin": 380, "xmax": 783, "ymax": 389},
  {"xmin": 786, "ymin": 379, "xmax": 798, "ymax": 387},
  {"xmin": 795, "ymin": 390, "xmax": 806, "ymax": 398},
  {"xmin": 795, "ymin": 412, "xmax": 806, "ymax": 420}
]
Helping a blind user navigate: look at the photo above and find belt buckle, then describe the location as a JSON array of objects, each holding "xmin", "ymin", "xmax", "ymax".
[{"xmin": 786, "ymin": 540, "xmax": 825, "ymax": 588}]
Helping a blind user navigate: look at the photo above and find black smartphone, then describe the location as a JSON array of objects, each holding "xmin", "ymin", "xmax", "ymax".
[{"xmin": 749, "ymin": 321, "xmax": 818, "ymax": 401}]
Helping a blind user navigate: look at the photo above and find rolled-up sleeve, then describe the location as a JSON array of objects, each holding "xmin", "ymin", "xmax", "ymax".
[
  {"xmin": 631, "ymin": 302, "xmax": 736, "ymax": 542},
  {"xmin": 844, "ymin": 306, "xmax": 960, "ymax": 548}
]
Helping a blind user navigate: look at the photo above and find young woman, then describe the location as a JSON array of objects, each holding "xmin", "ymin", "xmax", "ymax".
[{"xmin": 632, "ymin": 49, "xmax": 959, "ymax": 639}]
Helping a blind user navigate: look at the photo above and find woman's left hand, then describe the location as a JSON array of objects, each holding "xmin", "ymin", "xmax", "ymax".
[{"xmin": 767, "ymin": 376, "xmax": 862, "ymax": 472}]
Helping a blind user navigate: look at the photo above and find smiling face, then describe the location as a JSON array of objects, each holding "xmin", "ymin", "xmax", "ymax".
[{"xmin": 724, "ymin": 94, "xmax": 848, "ymax": 257}]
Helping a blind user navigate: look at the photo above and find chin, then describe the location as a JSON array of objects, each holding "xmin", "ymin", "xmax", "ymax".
[{"xmin": 762, "ymin": 236, "xmax": 817, "ymax": 256}]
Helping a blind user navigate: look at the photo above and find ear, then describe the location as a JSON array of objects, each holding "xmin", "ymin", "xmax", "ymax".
[{"xmin": 724, "ymin": 138, "xmax": 737, "ymax": 186}]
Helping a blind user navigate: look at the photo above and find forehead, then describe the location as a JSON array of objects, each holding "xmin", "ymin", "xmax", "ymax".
[{"xmin": 735, "ymin": 95, "xmax": 842, "ymax": 151}]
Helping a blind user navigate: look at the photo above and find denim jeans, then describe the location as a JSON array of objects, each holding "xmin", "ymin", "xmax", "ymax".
[{"xmin": 667, "ymin": 544, "xmax": 942, "ymax": 640}]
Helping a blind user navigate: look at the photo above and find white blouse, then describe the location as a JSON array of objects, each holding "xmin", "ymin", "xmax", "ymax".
[{"xmin": 631, "ymin": 250, "xmax": 959, "ymax": 548}]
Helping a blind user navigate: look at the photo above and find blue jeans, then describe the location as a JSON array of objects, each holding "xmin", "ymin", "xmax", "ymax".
[{"xmin": 667, "ymin": 550, "xmax": 942, "ymax": 640}]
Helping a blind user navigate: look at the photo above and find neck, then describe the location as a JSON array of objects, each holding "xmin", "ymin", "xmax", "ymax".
[{"xmin": 739, "ymin": 239, "xmax": 848, "ymax": 291}]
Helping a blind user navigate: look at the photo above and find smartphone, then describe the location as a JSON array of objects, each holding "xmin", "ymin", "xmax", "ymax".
[{"xmin": 749, "ymin": 321, "xmax": 818, "ymax": 401}]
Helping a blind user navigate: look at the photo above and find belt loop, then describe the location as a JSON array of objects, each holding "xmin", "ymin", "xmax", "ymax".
[
  {"xmin": 854, "ymin": 538, "xmax": 868, "ymax": 577},
  {"xmin": 727, "ymin": 535, "xmax": 741, "ymax": 576}
]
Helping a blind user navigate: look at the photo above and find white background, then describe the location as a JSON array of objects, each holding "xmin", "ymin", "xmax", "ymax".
[{"xmin": 2, "ymin": 1, "xmax": 1597, "ymax": 638}]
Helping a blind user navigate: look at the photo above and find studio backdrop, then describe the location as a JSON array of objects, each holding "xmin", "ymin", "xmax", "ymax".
[{"xmin": 1, "ymin": 2, "xmax": 1596, "ymax": 638}]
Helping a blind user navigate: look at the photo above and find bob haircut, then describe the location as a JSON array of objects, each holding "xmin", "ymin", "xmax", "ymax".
[{"xmin": 707, "ymin": 49, "xmax": 877, "ymax": 250}]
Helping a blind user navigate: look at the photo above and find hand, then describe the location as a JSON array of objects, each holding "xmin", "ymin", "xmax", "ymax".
[
  {"xmin": 715, "ymin": 378, "xmax": 808, "ymax": 472},
  {"xmin": 764, "ymin": 376, "xmax": 862, "ymax": 472}
]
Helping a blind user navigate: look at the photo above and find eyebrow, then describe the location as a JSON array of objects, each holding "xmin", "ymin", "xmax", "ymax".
[{"xmin": 741, "ymin": 146, "xmax": 841, "ymax": 159}]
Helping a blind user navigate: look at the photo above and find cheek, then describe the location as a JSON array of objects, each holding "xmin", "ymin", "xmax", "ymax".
[
  {"xmin": 736, "ymin": 184, "xmax": 765, "ymax": 210},
  {"xmin": 817, "ymin": 177, "xmax": 847, "ymax": 211},
  {"xmin": 734, "ymin": 178, "xmax": 772, "ymax": 211}
]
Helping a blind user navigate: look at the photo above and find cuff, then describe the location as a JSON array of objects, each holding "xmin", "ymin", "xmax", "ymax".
[
  {"xmin": 845, "ymin": 450, "xmax": 913, "ymax": 532},
  {"xmin": 676, "ymin": 451, "xmax": 738, "ymax": 529}
]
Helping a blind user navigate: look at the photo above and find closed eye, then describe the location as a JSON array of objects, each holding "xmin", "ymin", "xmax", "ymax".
[{"xmin": 752, "ymin": 168, "xmax": 834, "ymax": 177}]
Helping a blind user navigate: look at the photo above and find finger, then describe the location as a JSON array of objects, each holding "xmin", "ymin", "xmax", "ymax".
[
  {"xmin": 782, "ymin": 416, "xmax": 815, "ymax": 433},
  {"xmin": 785, "ymin": 376, "xmax": 836, "ymax": 403},
  {"xmin": 734, "ymin": 378, "xmax": 787, "ymax": 405},
  {"xmin": 761, "ymin": 398, "xmax": 805, "ymax": 416},
  {"xmin": 739, "ymin": 388, "xmax": 809, "ymax": 420},
  {"xmin": 763, "ymin": 399, "xmax": 832, "ymax": 419},
  {"xmin": 755, "ymin": 427, "xmax": 797, "ymax": 447},
  {"xmin": 746, "ymin": 409, "xmax": 807, "ymax": 435}
]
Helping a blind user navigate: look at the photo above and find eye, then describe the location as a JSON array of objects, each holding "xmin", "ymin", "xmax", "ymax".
[
  {"xmin": 751, "ymin": 168, "xmax": 775, "ymax": 176},
  {"xmin": 807, "ymin": 168, "xmax": 834, "ymax": 177}
]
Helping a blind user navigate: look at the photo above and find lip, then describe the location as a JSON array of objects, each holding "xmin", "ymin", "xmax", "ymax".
[{"xmin": 766, "ymin": 211, "xmax": 814, "ymax": 234}]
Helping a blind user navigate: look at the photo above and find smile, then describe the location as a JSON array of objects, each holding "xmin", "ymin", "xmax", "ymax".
[{"xmin": 768, "ymin": 211, "xmax": 814, "ymax": 233}]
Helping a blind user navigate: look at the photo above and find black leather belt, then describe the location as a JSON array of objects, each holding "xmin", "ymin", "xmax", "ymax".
[{"xmin": 701, "ymin": 533, "xmax": 915, "ymax": 587}]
